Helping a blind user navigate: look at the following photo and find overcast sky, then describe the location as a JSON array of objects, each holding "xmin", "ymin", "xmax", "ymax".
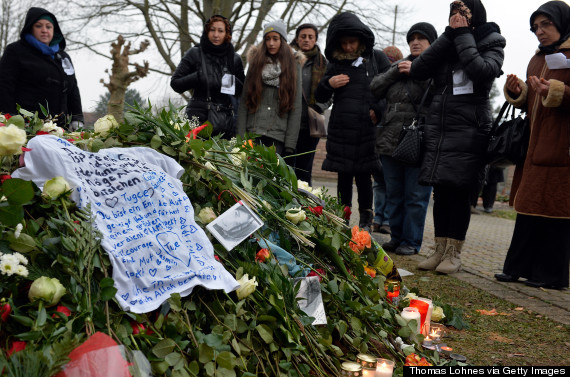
[{"xmin": 73, "ymin": 0, "xmax": 552, "ymax": 113}]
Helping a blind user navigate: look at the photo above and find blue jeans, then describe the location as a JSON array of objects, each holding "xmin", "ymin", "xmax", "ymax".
[
  {"xmin": 373, "ymin": 171, "xmax": 389, "ymax": 225},
  {"xmin": 381, "ymin": 155, "xmax": 432, "ymax": 251}
]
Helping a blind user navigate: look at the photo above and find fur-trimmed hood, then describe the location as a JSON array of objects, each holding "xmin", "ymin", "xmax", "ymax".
[{"xmin": 245, "ymin": 44, "xmax": 306, "ymax": 66}]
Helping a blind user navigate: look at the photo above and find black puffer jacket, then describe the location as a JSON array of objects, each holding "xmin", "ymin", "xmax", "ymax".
[
  {"xmin": 410, "ymin": 16, "xmax": 505, "ymax": 188},
  {"xmin": 0, "ymin": 7, "xmax": 83, "ymax": 124},
  {"xmin": 315, "ymin": 12, "xmax": 390, "ymax": 174},
  {"xmin": 370, "ymin": 56, "xmax": 433, "ymax": 156},
  {"xmin": 170, "ymin": 36, "xmax": 245, "ymax": 126}
]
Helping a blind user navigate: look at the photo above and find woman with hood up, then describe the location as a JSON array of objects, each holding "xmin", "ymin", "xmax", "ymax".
[
  {"xmin": 236, "ymin": 20, "xmax": 304, "ymax": 155},
  {"xmin": 315, "ymin": 12, "xmax": 391, "ymax": 231},
  {"xmin": 171, "ymin": 15, "xmax": 245, "ymax": 138},
  {"xmin": 0, "ymin": 7, "xmax": 84, "ymax": 130},
  {"xmin": 495, "ymin": 1, "xmax": 570, "ymax": 290},
  {"xmin": 410, "ymin": 0, "xmax": 506, "ymax": 274}
]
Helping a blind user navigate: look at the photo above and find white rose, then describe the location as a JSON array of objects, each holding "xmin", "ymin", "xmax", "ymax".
[
  {"xmin": 0, "ymin": 125, "xmax": 27, "ymax": 156},
  {"xmin": 28, "ymin": 276, "xmax": 66, "ymax": 306},
  {"xmin": 40, "ymin": 121, "xmax": 64, "ymax": 137},
  {"xmin": 94, "ymin": 115, "xmax": 119, "ymax": 137},
  {"xmin": 197, "ymin": 207, "xmax": 217, "ymax": 224},
  {"xmin": 311, "ymin": 187, "xmax": 323, "ymax": 198},
  {"xmin": 297, "ymin": 180, "xmax": 311, "ymax": 192},
  {"xmin": 236, "ymin": 274, "xmax": 258, "ymax": 300},
  {"xmin": 43, "ymin": 176, "xmax": 71, "ymax": 199},
  {"xmin": 431, "ymin": 306, "xmax": 446, "ymax": 322},
  {"xmin": 229, "ymin": 148, "xmax": 246, "ymax": 167},
  {"xmin": 285, "ymin": 207, "xmax": 306, "ymax": 225},
  {"xmin": 204, "ymin": 162, "xmax": 217, "ymax": 171},
  {"xmin": 0, "ymin": 115, "xmax": 6, "ymax": 123},
  {"xmin": 404, "ymin": 292, "xmax": 418, "ymax": 301}
]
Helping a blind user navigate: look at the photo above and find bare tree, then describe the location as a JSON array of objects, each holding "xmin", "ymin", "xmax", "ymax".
[
  {"xmin": 0, "ymin": 0, "xmax": 34, "ymax": 53},
  {"xmin": 65, "ymin": 0, "xmax": 401, "ymax": 79},
  {"xmin": 100, "ymin": 35, "xmax": 150, "ymax": 122}
]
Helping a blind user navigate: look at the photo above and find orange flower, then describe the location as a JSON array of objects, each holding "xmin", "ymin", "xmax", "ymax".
[
  {"xmin": 348, "ymin": 226, "xmax": 371, "ymax": 254},
  {"xmin": 364, "ymin": 266, "xmax": 376, "ymax": 278},
  {"xmin": 255, "ymin": 248, "xmax": 271, "ymax": 263},
  {"xmin": 243, "ymin": 139, "xmax": 254, "ymax": 148}
]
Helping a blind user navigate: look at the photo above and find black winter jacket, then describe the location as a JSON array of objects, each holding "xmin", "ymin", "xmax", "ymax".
[
  {"xmin": 315, "ymin": 12, "xmax": 390, "ymax": 174},
  {"xmin": 370, "ymin": 56, "xmax": 433, "ymax": 156},
  {"xmin": 170, "ymin": 45, "xmax": 245, "ymax": 124},
  {"xmin": 410, "ymin": 22, "xmax": 505, "ymax": 188},
  {"xmin": 0, "ymin": 7, "xmax": 83, "ymax": 124}
]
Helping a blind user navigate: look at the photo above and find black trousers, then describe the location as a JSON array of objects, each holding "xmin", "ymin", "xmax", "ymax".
[
  {"xmin": 290, "ymin": 127, "xmax": 320, "ymax": 185},
  {"xmin": 337, "ymin": 172, "xmax": 373, "ymax": 211},
  {"xmin": 503, "ymin": 214, "xmax": 570, "ymax": 288},
  {"xmin": 432, "ymin": 184, "xmax": 473, "ymax": 240}
]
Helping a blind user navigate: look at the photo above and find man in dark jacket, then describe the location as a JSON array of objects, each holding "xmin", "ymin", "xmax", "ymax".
[
  {"xmin": 410, "ymin": 0, "xmax": 506, "ymax": 274},
  {"xmin": 315, "ymin": 12, "xmax": 390, "ymax": 230},
  {"xmin": 0, "ymin": 7, "xmax": 84, "ymax": 129}
]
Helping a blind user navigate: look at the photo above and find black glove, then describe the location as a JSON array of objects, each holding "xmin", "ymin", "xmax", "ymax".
[{"xmin": 283, "ymin": 147, "xmax": 295, "ymax": 157}]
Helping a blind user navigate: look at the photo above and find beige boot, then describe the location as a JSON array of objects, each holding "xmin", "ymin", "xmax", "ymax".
[
  {"xmin": 417, "ymin": 237, "xmax": 447, "ymax": 270},
  {"xmin": 435, "ymin": 238, "xmax": 464, "ymax": 274}
]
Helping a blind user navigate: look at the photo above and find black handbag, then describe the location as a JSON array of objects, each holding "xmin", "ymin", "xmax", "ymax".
[
  {"xmin": 486, "ymin": 101, "xmax": 530, "ymax": 168},
  {"xmin": 302, "ymin": 90, "xmax": 326, "ymax": 138},
  {"xmin": 391, "ymin": 80, "xmax": 432, "ymax": 167},
  {"xmin": 200, "ymin": 49, "xmax": 235, "ymax": 137}
]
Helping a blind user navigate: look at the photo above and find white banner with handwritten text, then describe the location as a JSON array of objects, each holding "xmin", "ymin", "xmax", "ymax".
[{"xmin": 13, "ymin": 136, "xmax": 239, "ymax": 313}]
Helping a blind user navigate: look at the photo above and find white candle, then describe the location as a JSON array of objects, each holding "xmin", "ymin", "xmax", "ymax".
[
  {"xmin": 375, "ymin": 359, "xmax": 394, "ymax": 377},
  {"xmin": 400, "ymin": 307, "xmax": 421, "ymax": 334},
  {"xmin": 363, "ymin": 368, "xmax": 376, "ymax": 377}
]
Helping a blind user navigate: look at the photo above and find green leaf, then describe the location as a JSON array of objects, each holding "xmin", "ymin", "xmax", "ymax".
[
  {"xmin": 162, "ymin": 145, "xmax": 177, "ymax": 156},
  {"xmin": 336, "ymin": 320, "xmax": 348, "ymax": 338},
  {"xmin": 398, "ymin": 326, "xmax": 412, "ymax": 338},
  {"xmin": 216, "ymin": 351, "xmax": 236, "ymax": 369},
  {"xmin": 224, "ymin": 314, "xmax": 237, "ymax": 331},
  {"xmin": 169, "ymin": 293, "xmax": 182, "ymax": 311},
  {"xmin": 15, "ymin": 331, "xmax": 42, "ymax": 341},
  {"xmin": 100, "ymin": 277, "xmax": 115, "ymax": 288},
  {"xmin": 172, "ymin": 369, "xmax": 191, "ymax": 377},
  {"xmin": 11, "ymin": 315, "xmax": 34, "ymax": 327},
  {"xmin": 100, "ymin": 286, "xmax": 118, "ymax": 301},
  {"xmin": 199, "ymin": 343, "xmax": 214, "ymax": 363},
  {"xmin": 6, "ymin": 232, "xmax": 37, "ymax": 253},
  {"xmin": 231, "ymin": 339, "xmax": 241, "ymax": 355},
  {"xmin": 36, "ymin": 307, "xmax": 47, "ymax": 327},
  {"xmin": 0, "ymin": 205, "xmax": 24, "ymax": 227},
  {"xmin": 255, "ymin": 324, "xmax": 273, "ymax": 344},
  {"xmin": 150, "ymin": 135, "xmax": 163, "ymax": 149},
  {"xmin": 2, "ymin": 178, "xmax": 34, "ymax": 204},
  {"xmin": 152, "ymin": 338, "xmax": 177, "ymax": 358},
  {"xmin": 6, "ymin": 114, "xmax": 25, "ymax": 128},
  {"xmin": 165, "ymin": 352, "xmax": 184, "ymax": 368},
  {"xmin": 151, "ymin": 361, "xmax": 169, "ymax": 375}
]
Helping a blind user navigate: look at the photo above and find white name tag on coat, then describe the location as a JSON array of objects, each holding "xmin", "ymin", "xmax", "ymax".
[
  {"xmin": 220, "ymin": 74, "xmax": 236, "ymax": 95},
  {"xmin": 352, "ymin": 57, "xmax": 364, "ymax": 67},
  {"xmin": 545, "ymin": 53, "xmax": 570, "ymax": 69},
  {"xmin": 61, "ymin": 57, "xmax": 75, "ymax": 75},
  {"xmin": 452, "ymin": 69, "xmax": 474, "ymax": 95}
]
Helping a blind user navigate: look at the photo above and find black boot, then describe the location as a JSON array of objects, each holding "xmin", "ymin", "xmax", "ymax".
[{"xmin": 359, "ymin": 209, "xmax": 373, "ymax": 232}]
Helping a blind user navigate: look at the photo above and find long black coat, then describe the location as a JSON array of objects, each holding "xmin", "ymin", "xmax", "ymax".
[
  {"xmin": 410, "ymin": 22, "xmax": 505, "ymax": 188},
  {"xmin": 170, "ymin": 45, "xmax": 245, "ymax": 122},
  {"xmin": 0, "ymin": 7, "xmax": 83, "ymax": 124},
  {"xmin": 315, "ymin": 12, "xmax": 390, "ymax": 174}
]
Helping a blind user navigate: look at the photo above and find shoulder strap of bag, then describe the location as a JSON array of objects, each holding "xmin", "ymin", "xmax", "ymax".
[
  {"xmin": 403, "ymin": 79, "xmax": 432, "ymax": 121},
  {"xmin": 200, "ymin": 48, "xmax": 211, "ymax": 102},
  {"xmin": 489, "ymin": 101, "xmax": 512, "ymax": 136}
]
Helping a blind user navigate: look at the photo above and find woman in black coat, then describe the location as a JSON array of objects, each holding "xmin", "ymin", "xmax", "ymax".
[
  {"xmin": 171, "ymin": 15, "xmax": 245, "ymax": 139},
  {"xmin": 315, "ymin": 12, "xmax": 390, "ymax": 230},
  {"xmin": 411, "ymin": 0, "xmax": 505, "ymax": 274},
  {"xmin": 0, "ymin": 7, "xmax": 83, "ymax": 129}
]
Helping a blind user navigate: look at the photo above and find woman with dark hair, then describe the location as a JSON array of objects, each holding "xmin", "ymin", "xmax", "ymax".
[
  {"xmin": 495, "ymin": 1, "xmax": 570, "ymax": 289},
  {"xmin": 315, "ymin": 12, "xmax": 391, "ymax": 230},
  {"xmin": 0, "ymin": 7, "xmax": 83, "ymax": 130},
  {"xmin": 288, "ymin": 23, "xmax": 330, "ymax": 185},
  {"xmin": 237, "ymin": 20, "xmax": 304, "ymax": 155},
  {"xmin": 370, "ymin": 22, "xmax": 438, "ymax": 256},
  {"xmin": 171, "ymin": 15, "xmax": 245, "ymax": 138},
  {"xmin": 410, "ymin": 0, "xmax": 505, "ymax": 274}
]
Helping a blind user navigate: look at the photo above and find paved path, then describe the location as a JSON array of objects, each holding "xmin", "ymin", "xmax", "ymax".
[{"xmin": 313, "ymin": 179, "xmax": 570, "ymax": 325}]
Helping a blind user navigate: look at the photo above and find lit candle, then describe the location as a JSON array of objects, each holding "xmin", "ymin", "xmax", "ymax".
[
  {"xmin": 363, "ymin": 368, "xmax": 375, "ymax": 377},
  {"xmin": 423, "ymin": 336, "xmax": 432, "ymax": 347},
  {"xmin": 375, "ymin": 358, "xmax": 394, "ymax": 377},
  {"xmin": 400, "ymin": 307, "xmax": 421, "ymax": 334},
  {"xmin": 417, "ymin": 298, "xmax": 433, "ymax": 336},
  {"xmin": 430, "ymin": 329, "xmax": 441, "ymax": 343},
  {"xmin": 440, "ymin": 346, "xmax": 453, "ymax": 355}
]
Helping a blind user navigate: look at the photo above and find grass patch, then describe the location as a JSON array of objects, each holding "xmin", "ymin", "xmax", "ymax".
[
  {"xmin": 391, "ymin": 254, "xmax": 570, "ymax": 366},
  {"xmin": 487, "ymin": 209, "xmax": 517, "ymax": 221}
]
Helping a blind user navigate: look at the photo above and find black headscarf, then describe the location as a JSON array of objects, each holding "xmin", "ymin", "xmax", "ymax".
[
  {"xmin": 449, "ymin": 0, "xmax": 487, "ymax": 28},
  {"xmin": 530, "ymin": 1, "xmax": 570, "ymax": 53}
]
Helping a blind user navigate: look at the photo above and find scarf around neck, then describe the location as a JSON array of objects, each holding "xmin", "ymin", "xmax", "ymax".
[
  {"xmin": 302, "ymin": 46, "xmax": 327, "ymax": 105},
  {"xmin": 24, "ymin": 33, "xmax": 59, "ymax": 58},
  {"xmin": 262, "ymin": 59, "xmax": 281, "ymax": 87}
]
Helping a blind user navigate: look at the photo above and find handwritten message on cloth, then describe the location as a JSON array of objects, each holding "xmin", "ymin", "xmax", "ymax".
[{"xmin": 13, "ymin": 136, "xmax": 239, "ymax": 313}]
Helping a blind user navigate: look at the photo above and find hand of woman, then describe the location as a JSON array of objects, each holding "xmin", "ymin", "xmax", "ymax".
[
  {"xmin": 329, "ymin": 74, "xmax": 350, "ymax": 89},
  {"xmin": 528, "ymin": 76, "xmax": 550, "ymax": 97},
  {"xmin": 398, "ymin": 61, "xmax": 412, "ymax": 75},
  {"xmin": 449, "ymin": 13, "xmax": 468, "ymax": 29},
  {"xmin": 369, "ymin": 109, "xmax": 377, "ymax": 125},
  {"xmin": 505, "ymin": 74, "xmax": 522, "ymax": 96}
]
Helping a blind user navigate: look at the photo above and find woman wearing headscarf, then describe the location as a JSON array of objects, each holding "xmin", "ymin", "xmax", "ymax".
[
  {"xmin": 171, "ymin": 15, "xmax": 245, "ymax": 138},
  {"xmin": 315, "ymin": 12, "xmax": 391, "ymax": 230},
  {"xmin": 495, "ymin": 1, "xmax": 570, "ymax": 290},
  {"xmin": 370, "ymin": 22, "xmax": 438, "ymax": 256},
  {"xmin": 288, "ymin": 23, "xmax": 330, "ymax": 185},
  {"xmin": 0, "ymin": 7, "xmax": 83, "ymax": 130},
  {"xmin": 237, "ymin": 20, "xmax": 304, "ymax": 155},
  {"xmin": 410, "ymin": 0, "xmax": 505, "ymax": 274}
]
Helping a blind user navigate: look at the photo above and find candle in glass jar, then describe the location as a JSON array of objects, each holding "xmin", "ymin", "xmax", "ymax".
[
  {"xmin": 400, "ymin": 307, "xmax": 421, "ymax": 334},
  {"xmin": 362, "ymin": 368, "xmax": 375, "ymax": 377},
  {"xmin": 375, "ymin": 358, "xmax": 394, "ymax": 377}
]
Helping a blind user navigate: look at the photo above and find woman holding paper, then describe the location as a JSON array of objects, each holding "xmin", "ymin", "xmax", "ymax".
[
  {"xmin": 171, "ymin": 15, "xmax": 245, "ymax": 138},
  {"xmin": 410, "ymin": 0, "xmax": 505, "ymax": 274},
  {"xmin": 495, "ymin": 1, "xmax": 570, "ymax": 290}
]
